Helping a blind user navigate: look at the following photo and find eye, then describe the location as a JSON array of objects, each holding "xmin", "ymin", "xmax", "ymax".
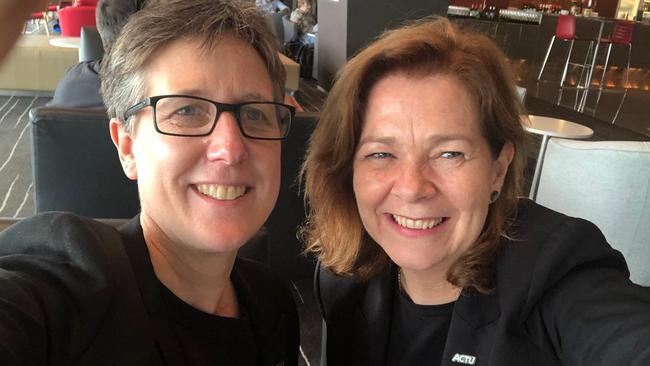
[
  {"xmin": 366, "ymin": 152, "xmax": 394, "ymax": 159},
  {"xmin": 440, "ymin": 151, "xmax": 464, "ymax": 159},
  {"xmin": 243, "ymin": 107, "xmax": 267, "ymax": 121},
  {"xmin": 174, "ymin": 105, "xmax": 199, "ymax": 116}
]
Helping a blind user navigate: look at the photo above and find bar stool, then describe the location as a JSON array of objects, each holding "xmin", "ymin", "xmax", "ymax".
[
  {"xmin": 537, "ymin": 15, "xmax": 595, "ymax": 87},
  {"xmin": 597, "ymin": 21, "xmax": 634, "ymax": 89},
  {"xmin": 25, "ymin": 11, "xmax": 51, "ymax": 36}
]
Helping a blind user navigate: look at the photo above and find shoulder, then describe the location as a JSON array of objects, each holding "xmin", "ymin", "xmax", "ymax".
[
  {"xmin": 504, "ymin": 199, "xmax": 622, "ymax": 268},
  {"xmin": 61, "ymin": 60, "xmax": 101, "ymax": 80},
  {"xmin": 497, "ymin": 201, "xmax": 650, "ymax": 364},
  {"xmin": 496, "ymin": 199, "xmax": 629, "ymax": 309},
  {"xmin": 0, "ymin": 212, "xmax": 125, "ymax": 278},
  {"xmin": 49, "ymin": 61, "xmax": 103, "ymax": 108},
  {"xmin": 0, "ymin": 212, "xmax": 119, "ymax": 252}
]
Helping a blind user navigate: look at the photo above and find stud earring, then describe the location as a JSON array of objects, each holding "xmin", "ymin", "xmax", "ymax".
[{"xmin": 490, "ymin": 190, "xmax": 500, "ymax": 203}]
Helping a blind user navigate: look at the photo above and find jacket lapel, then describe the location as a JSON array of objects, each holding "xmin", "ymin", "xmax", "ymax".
[
  {"xmin": 349, "ymin": 265, "xmax": 395, "ymax": 366},
  {"xmin": 119, "ymin": 216, "xmax": 187, "ymax": 366},
  {"xmin": 231, "ymin": 259, "xmax": 289, "ymax": 366},
  {"xmin": 441, "ymin": 290, "xmax": 500, "ymax": 366}
]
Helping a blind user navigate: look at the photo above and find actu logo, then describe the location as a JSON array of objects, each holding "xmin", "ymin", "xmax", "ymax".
[{"xmin": 451, "ymin": 353, "xmax": 477, "ymax": 365}]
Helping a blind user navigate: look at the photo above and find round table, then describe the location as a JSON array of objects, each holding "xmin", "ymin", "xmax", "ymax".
[
  {"xmin": 522, "ymin": 115, "xmax": 594, "ymax": 200},
  {"xmin": 48, "ymin": 37, "xmax": 81, "ymax": 48}
]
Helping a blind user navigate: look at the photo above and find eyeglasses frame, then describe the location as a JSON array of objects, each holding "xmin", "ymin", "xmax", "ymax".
[{"xmin": 123, "ymin": 94, "xmax": 295, "ymax": 140}]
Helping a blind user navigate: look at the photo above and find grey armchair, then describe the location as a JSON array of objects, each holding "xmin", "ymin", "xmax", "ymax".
[
  {"xmin": 536, "ymin": 138, "xmax": 650, "ymax": 286},
  {"xmin": 29, "ymin": 107, "xmax": 140, "ymax": 219}
]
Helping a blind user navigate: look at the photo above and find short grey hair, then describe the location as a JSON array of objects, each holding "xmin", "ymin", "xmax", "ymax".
[{"xmin": 100, "ymin": 0, "xmax": 286, "ymax": 133}]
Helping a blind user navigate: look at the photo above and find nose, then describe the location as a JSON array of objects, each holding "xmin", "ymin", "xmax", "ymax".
[
  {"xmin": 391, "ymin": 159, "xmax": 436, "ymax": 202},
  {"xmin": 205, "ymin": 111, "xmax": 248, "ymax": 165}
]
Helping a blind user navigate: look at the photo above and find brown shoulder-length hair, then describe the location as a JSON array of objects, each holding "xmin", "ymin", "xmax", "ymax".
[{"xmin": 301, "ymin": 17, "xmax": 526, "ymax": 294}]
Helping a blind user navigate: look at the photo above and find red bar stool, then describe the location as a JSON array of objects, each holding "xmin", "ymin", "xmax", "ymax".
[
  {"xmin": 537, "ymin": 15, "xmax": 595, "ymax": 87},
  {"xmin": 597, "ymin": 21, "xmax": 634, "ymax": 89}
]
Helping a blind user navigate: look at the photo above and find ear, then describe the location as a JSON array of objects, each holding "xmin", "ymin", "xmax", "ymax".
[
  {"xmin": 491, "ymin": 141, "xmax": 514, "ymax": 191},
  {"xmin": 109, "ymin": 118, "xmax": 138, "ymax": 180}
]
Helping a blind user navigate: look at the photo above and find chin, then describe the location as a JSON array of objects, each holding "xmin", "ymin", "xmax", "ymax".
[
  {"xmin": 194, "ymin": 227, "xmax": 257, "ymax": 253},
  {"xmin": 386, "ymin": 247, "xmax": 450, "ymax": 273}
]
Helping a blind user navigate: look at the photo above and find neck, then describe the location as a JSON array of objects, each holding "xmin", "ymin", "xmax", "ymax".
[
  {"xmin": 399, "ymin": 267, "xmax": 461, "ymax": 305},
  {"xmin": 141, "ymin": 213, "xmax": 239, "ymax": 317}
]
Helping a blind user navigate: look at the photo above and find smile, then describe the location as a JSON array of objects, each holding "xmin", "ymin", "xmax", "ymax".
[
  {"xmin": 196, "ymin": 184, "xmax": 247, "ymax": 201},
  {"xmin": 391, "ymin": 214, "xmax": 445, "ymax": 230}
]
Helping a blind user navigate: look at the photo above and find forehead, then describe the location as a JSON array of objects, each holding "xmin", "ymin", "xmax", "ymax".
[
  {"xmin": 143, "ymin": 36, "xmax": 274, "ymax": 101},
  {"xmin": 362, "ymin": 72, "xmax": 480, "ymax": 137}
]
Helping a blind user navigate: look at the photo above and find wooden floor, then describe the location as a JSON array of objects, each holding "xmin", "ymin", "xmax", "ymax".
[{"xmin": 295, "ymin": 78, "xmax": 327, "ymax": 113}]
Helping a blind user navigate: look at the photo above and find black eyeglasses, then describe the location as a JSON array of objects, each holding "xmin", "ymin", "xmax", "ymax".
[{"xmin": 123, "ymin": 95, "xmax": 294, "ymax": 140}]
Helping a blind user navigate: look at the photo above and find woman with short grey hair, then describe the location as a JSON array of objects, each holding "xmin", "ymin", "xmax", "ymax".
[{"xmin": 0, "ymin": 1, "xmax": 299, "ymax": 364}]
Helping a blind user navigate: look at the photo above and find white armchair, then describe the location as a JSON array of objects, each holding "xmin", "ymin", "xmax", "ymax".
[{"xmin": 535, "ymin": 138, "xmax": 650, "ymax": 286}]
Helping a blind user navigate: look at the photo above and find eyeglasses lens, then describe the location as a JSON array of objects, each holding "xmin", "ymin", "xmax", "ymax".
[
  {"xmin": 155, "ymin": 97, "xmax": 216, "ymax": 136},
  {"xmin": 154, "ymin": 97, "xmax": 290, "ymax": 139},
  {"xmin": 239, "ymin": 103, "xmax": 291, "ymax": 139}
]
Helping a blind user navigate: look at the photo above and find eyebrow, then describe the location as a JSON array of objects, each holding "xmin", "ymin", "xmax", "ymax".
[{"xmin": 359, "ymin": 134, "xmax": 473, "ymax": 146}]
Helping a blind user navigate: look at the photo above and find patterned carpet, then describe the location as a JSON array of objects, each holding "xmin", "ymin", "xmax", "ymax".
[{"xmin": 0, "ymin": 95, "xmax": 50, "ymax": 218}]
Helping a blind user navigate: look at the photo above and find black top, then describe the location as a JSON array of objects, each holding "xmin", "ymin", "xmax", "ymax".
[
  {"xmin": 387, "ymin": 285, "xmax": 454, "ymax": 366},
  {"xmin": 160, "ymin": 281, "xmax": 258, "ymax": 366}
]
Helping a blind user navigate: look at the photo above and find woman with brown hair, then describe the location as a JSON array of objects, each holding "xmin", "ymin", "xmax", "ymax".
[{"xmin": 302, "ymin": 17, "xmax": 650, "ymax": 365}]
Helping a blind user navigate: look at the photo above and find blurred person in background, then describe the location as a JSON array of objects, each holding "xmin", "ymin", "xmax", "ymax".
[
  {"xmin": 290, "ymin": 0, "xmax": 316, "ymax": 45},
  {"xmin": 256, "ymin": 0, "xmax": 289, "ymax": 14},
  {"xmin": 49, "ymin": 0, "xmax": 148, "ymax": 108}
]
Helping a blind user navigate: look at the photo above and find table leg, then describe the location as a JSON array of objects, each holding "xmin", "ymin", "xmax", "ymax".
[{"xmin": 529, "ymin": 134, "xmax": 550, "ymax": 201}]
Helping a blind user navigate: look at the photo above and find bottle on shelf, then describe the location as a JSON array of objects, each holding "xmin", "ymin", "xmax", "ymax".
[{"xmin": 583, "ymin": 0, "xmax": 592, "ymax": 16}]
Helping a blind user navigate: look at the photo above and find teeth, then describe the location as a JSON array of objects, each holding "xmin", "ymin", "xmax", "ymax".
[
  {"xmin": 196, "ymin": 184, "xmax": 246, "ymax": 200},
  {"xmin": 392, "ymin": 214, "xmax": 444, "ymax": 230}
]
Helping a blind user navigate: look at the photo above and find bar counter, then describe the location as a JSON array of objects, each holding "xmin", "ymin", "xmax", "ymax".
[{"xmin": 450, "ymin": 14, "xmax": 650, "ymax": 69}]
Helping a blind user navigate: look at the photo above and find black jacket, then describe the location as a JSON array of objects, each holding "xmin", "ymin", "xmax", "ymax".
[
  {"xmin": 0, "ymin": 212, "xmax": 299, "ymax": 365},
  {"xmin": 48, "ymin": 60, "xmax": 104, "ymax": 108},
  {"xmin": 316, "ymin": 200, "xmax": 650, "ymax": 365}
]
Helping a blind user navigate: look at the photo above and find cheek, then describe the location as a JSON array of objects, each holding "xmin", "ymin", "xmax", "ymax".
[
  {"xmin": 353, "ymin": 164, "xmax": 389, "ymax": 213},
  {"xmin": 254, "ymin": 143, "xmax": 281, "ymax": 189},
  {"xmin": 132, "ymin": 135, "xmax": 199, "ymax": 181},
  {"xmin": 441, "ymin": 165, "xmax": 494, "ymax": 206}
]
